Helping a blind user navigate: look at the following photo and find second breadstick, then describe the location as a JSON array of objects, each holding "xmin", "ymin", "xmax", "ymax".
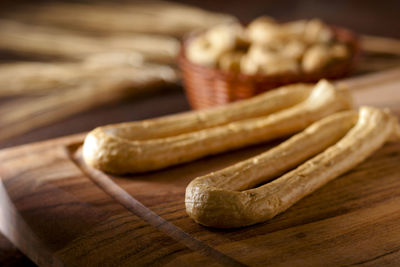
[{"xmin": 186, "ymin": 106, "xmax": 400, "ymax": 228}]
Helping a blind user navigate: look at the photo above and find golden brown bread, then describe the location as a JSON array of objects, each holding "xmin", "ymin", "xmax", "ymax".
[
  {"xmin": 82, "ymin": 80, "xmax": 352, "ymax": 174},
  {"xmin": 185, "ymin": 106, "xmax": 400, "ymax": 228}
]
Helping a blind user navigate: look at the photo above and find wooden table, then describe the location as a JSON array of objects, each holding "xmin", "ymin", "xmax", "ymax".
[{"xmin": 1, "ymin": 0, "xmax": 400, "ymax": 266}]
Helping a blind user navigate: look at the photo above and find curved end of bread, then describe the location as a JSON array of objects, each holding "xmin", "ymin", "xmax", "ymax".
[
  {"xmin": 83, "ymin": 128, "xmax": 157, "ymax": 174},
  {"xmin": 82, "ymin": 128, "xmax": 109, "ymax": 171},
  {"xmin": 82, "ymin": 128, "xmax": 129, "ymax": 174},
  {"xmin": 185, "ymin": 179, "xmax": 274, "ymax": 228},
  {"xmin": 313, "ymin": 79, "xmax": 354, "ymax": 111}
]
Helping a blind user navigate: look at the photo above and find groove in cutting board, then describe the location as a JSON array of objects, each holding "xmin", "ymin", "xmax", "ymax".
[
  {"xmin": 0, "ymin": 139, "xmax": 221, "ymax": 266},
  {"xmin": 68, "ymin": 146, "xmax": 246, "ymax": 267}
]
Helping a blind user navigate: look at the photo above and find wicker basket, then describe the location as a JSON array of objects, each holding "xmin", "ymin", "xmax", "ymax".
[{"xmin": 179, "ymin": 26, "xmax": 360, "ymax": 109}]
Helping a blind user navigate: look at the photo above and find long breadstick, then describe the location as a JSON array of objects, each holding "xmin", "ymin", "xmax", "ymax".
[
  {"xmin": 82, "ymin": 80, "xmax": 352, "ymax": 174},
  {"xmin": 185, "ymin": 106, "xmax": 400, "ymax": 228},
  {"xmin": 92, "ymin": 83, "xmax": 313, "ymax": 140}
]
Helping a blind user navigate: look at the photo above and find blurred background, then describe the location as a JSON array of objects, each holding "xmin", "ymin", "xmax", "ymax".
[{"xmin": 0, "ymin": 0, "xmax": 399, "ymax": 265}]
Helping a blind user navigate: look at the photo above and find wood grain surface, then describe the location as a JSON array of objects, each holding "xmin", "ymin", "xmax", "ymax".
[{"xmin": 0, "ymin": 69, "xmax": 399, "ymax": 266}]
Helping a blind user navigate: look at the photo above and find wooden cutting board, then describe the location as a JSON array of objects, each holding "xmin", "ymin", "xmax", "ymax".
[{"xmin": 1, "ymin": 68, "xmax": 400, "ymax": 267}]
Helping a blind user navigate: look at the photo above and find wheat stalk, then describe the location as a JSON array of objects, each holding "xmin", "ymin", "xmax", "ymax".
[
  {"xmin": 0, "ymin": 64, "xmax": 179, "ymax": 141},
  {"xmin": 0, "ymin": 19, "xmax": 180, "ymax": 63},
  {"xmin": 5, "ymin": 1, "xmax": 236, "ymax": 37}
]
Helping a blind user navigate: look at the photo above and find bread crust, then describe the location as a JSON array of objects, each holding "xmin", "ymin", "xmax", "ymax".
[
  {"xmin": 185, "ymin": 106, "xmax": 400, "ymax": 228},
  {"xmin": 82, "ymin": 80, "xmax": 352, "ymax": 174}
]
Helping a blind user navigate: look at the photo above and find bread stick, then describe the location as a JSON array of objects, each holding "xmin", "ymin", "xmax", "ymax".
[
  {"xmin": 89, "ymin": 83, "xmax": 313, "ymax": 140},
  {"xmin": 185, "ymin": 106, "xmax": 400, "ymax": 228},
  {"xmin": 83, "ymin": 80, "xmax": 352, "ymax": 174}
]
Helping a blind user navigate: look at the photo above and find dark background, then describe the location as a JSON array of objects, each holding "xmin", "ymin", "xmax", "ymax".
[{"xmin": 2, "ymin": 0, "xmax": 399, "ymax": 38}]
